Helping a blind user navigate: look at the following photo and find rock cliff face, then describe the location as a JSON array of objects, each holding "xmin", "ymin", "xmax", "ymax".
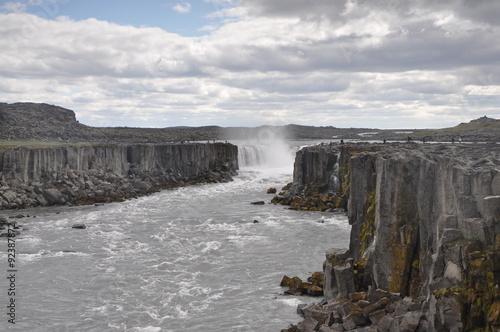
[
  {"xmin": 282, "ymin": 143, "xmax": 500, "ymax": 331},
  {"xmin": 0, "ymin": 143, "xmax": 238, "ymax": 209}
]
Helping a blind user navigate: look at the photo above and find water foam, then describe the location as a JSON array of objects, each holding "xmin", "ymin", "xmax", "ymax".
[
  {"xmin": 278, "ymin": 297, "xmax": 306, "ymax": 307},
  {"xmin": 130, "ymin": 327, "xmax": 162, "ymax": 332},
  {"xmin": 199, "ymin": 241, "xmax": 223, "ymax": 253}
]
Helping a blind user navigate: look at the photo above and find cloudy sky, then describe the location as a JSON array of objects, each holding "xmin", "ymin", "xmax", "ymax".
[{"xmin": 1, "ymin": 0, "xmax": 499, "ymax": 129}]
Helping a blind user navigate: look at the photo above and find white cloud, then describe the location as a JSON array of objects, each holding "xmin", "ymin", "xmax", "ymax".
[
  {"xmin": 0, "ymin": 2, "xmax": 26, "ymax": 13},
  {"xmin": 0, "ymin": 0, "xmax": 500, "ymax": 129},
  {"xmin": 172, "ymin": 2, "xmax": 192, "ymax": 14}
]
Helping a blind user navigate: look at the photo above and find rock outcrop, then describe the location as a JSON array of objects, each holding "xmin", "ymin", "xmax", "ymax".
[
  {"xmin": 0, "ymin": 143, "xmax": 238, "ymax": 209},
  {"xmin": 0, "ymin": 102, "xmax": 223, "ymax": 142},
  {"xmin": 282, "ymin": 143, "xmax": 500, "ymax": 331}
]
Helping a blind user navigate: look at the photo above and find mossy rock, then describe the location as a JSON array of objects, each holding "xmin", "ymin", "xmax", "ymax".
[
  {"xmin": 280, "ymin": 275, "xmax": 302, "ymax": 288},
  {"xmin": 488, "ymin": 301, "xmax": 500, "ymax": 326},
  {"xmin": 307, "ymin": 285, "xmax": 324, "ymax": 296},
  {"xmin": 308, "ymin": 271, "xmax": 324, "ymax": 287}
]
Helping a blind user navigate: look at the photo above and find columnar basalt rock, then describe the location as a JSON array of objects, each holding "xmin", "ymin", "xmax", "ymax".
[
  {"xmin": 0, "ymin": 143, "xmax": 238, "ymax": 209},
  {"xmin": 282, "ymin": 143, "xmax": 500, "ymax": 332}
]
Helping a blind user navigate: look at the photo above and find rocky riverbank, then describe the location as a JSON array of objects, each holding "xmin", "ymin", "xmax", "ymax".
[
  {"xmin": 281, "ymin": 143, "xmax": 500, "ymax": 331},
  {"xmin": 0, "ymin": 143, "xmax": 238, "ymax": 209}
]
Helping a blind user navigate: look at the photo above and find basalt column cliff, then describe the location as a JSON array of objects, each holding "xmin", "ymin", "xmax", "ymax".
[
  {"xmin": 281, "ymin": 144, "xmax": 500, "ymax": 332},
  {"xmin": 0, "ymin": 143, "xmax": 238, "ymax": 209}
]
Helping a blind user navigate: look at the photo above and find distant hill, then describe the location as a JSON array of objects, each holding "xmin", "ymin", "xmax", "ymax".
[
  {"xmin": 0, "ymin": 102, "xmax": 99, "ymax": 141},
  {"xmin": 412, "ymin": 116, "xmax": 500, "ymax": 142},
  {"xmin": 0, "ymin": 102, "xmax": 405, "ymax": 142},
  {"xmin": 0, "ymin": 102, "xmax": 498, "ymax": 143},
  {"xmin": 0, "ymin": 103, "xmax": 222, "ymax": 142}
]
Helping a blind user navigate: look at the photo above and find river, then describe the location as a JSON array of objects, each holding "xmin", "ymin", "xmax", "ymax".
[{"xmin": 1, "ymin": 140, "xmax": 351, "ymax": 332}]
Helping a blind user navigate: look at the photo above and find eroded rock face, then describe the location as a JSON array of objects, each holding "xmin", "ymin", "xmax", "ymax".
[
  {"xmin": 0, "ymin": 143, "xmax": 239, "ymax": 209},
  {"xmin": 285, "ymin": 143, "xmax": 500, "ymax": 331}
]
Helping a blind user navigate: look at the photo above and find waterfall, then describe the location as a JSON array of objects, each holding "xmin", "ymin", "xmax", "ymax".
[
  {"xmin": 238, "ymin": 145, "xmax": 266, "ymax": 167},
  {"xmin": 237, "ymin": 141, "xmax": 294, "ymax": 168},
  {"xmin": 328, "ymin": 153, "xmax": 341, "ymax": 193}
]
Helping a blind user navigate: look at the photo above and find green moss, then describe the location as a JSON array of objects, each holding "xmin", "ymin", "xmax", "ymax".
[
  {"xmin": 360, "ymin": 189, "xmax": 376, "ymax": 257},
  {"xmin": 409, "ymin": 250, "xmax": 423, "ymax": 298},
  {"xmin": 433, "ymin": 244, "xmax": 500, "ymax": 330},
  {"xmin": 388, "ymin": 241, "xmax": 414, "ymax": 293},
  {"xmin": 433, "ymin": 285, "xmax": 468, "ymax": 299},
  {"xmin": 339, "ymin": 165, "xmax": 347, "ymax": 193}
]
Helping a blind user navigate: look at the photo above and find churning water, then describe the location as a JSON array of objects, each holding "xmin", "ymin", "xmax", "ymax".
[{"xmin": 0, "ymin": 141, "xmax": 350, "ymax": 332}]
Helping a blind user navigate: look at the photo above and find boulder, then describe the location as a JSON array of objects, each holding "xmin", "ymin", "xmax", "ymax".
[
  {"xmin": 281, "ymin": 275, "xmax": 302, "ymax": 288},
  {"xmin": 399, "ymin": 310, "xmax": 423, "ymax": 332},
  {"xmin": 1, "ymin": 190, "xmax": 17, "ymax": 203},
  {"xmin": 342, "ymin": 311, "xmax": 366, "ymax": 330},
  {"xmin": 329, "ymin": 323, "xmax": 345, "ymax": 331},
  {"xmin": 297, "ymin": 316, "xmax": 320, "ymax": 332},
  {"xmin": 307, "ymin": 285, "xmax": 324, "ymax": 296},
  {"xmin": 366, "ymin": 288, "xmax": 390, "ymax": 303},
  {"xmin": 318, "ymin": 325, "xmax": 335, "ymax": 332},
  {"xmin": 302, "ymin": 304, "xmax": 331, "ymax": 325},
  {"xmin": 368, "ymin": 309, "xmax": 387, "ymax": 325},
  {"xmin": 324, "ymin": 248, "xmax": 354, "ymax": 300},
  {"xmin": 72, "ymin": 223, "xmax": 87, "ymax": 229},
  {"xmin": 133, "ymin": 180, "xmax": 150, "ymax": 191},
  {"xmin": 42, "ymin": 188, "xmax": 66, "ymax": 205},
  {"xmin": 308, "ymin": 272, "xmax": 324, "ymax": 287},
  {"xmin": 377, "ymin": 314, "xmax": 395, "ymax": 331},
  {"xmin": 332, "ymin": 263, "xmax": 356, "ymax": 298},
  {"xmin": 363, "ymin": 298, "xmax": 391, "ymax": 317}
]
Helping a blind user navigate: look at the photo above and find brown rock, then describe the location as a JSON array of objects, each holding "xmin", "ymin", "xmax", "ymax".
[
  {"xmin": 400, "ymin": 310, "xmax": 423, "ymax": 332},
  {"xmin": 342, "ymin": 311, "xmax": 366, "ymax": 330},
  {"xmin": 307, "ymin": 285, "xmax": 324, "ymax": 296},
  {"xmin": 349, "ymin": 292, "xmax": 367, "ymax": 302},
  {"xmin": 368, "ymin": 309, "xmax": 386, "ymax": 325},
  {"xmin": 308, "ymin": 271, "xmax": 324, "ymax": 287},
  {"xmin": 363, "ymin": 297, "xmax": 391, "ymax": 316},
  {"xmin": 281, "ymin": 275, "xmax": 298, "ymax": 287},
  {"xmin": 298, "ymin": 316, "xmax": 321, "ymax": 332}
]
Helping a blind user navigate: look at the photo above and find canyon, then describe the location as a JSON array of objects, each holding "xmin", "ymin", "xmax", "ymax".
[{"xmin": 1, "ymin": 102, "xmax": 500, "ymax": 330}]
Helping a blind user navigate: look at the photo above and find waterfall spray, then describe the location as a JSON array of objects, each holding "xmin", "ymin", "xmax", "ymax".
[{"xmin": 235, "ymin": 126, "xmax": 294, "ymax": 168}]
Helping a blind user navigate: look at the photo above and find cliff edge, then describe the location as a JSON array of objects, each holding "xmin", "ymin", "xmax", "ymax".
[
  {"xmin": 0, "ymin": 143, "xmax": 238, "ymax": 209},
  {"xmin": 281, "ymin": 143, "xmax": 500, "ymax": 331}
]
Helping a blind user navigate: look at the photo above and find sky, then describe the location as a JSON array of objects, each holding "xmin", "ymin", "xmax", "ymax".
[{"xmin": 1, "ymin": 0, "xmax": 500, "ymax": 129}]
